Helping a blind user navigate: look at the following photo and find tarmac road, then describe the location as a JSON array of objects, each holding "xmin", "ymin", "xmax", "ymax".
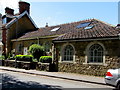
[{"xmin": 0, "ymin": 70, "xmax": 114, "ymax": 89}]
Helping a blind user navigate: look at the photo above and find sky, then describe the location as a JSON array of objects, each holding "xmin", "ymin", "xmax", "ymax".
[{"xmin": 0, "ymin": 0, "xmax": 119, "ymax": 28}]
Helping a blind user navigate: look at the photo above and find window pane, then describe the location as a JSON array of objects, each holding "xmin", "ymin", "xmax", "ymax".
[
  {"xmin": 63, "ymin": 45, "xmax": 74, "ymax": 61},
  {"xmin": 88, "ymin": 44, "xmax": 103, "ymax": 63}
]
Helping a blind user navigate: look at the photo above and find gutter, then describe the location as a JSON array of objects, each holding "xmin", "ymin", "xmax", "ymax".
[
  {"xmin": 11, "ymin": 35, "xmax": 62, "ymax": 42},
  {"xmin": 53, "ymin": 37, "xmax": 119, "ymax": 43}
]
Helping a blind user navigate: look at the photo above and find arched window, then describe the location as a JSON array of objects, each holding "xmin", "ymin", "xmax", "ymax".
[
  {"xmin": 62, "ymin": 45, "xmax": 74, "ymax": 61},
  {"xmin": 88, "ymin": 44, "xmax": 103, "ymax": 63}
]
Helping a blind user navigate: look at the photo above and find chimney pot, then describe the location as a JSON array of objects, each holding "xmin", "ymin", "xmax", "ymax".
[
  {"xmin": 45, "ymin": 23, "xmax": 48, "ymax": 27},
  {"xmin": 19, "ymin": 1, "xmax": 30, "ymax": 14},
  {"xmin": 5, "ymin": 7, "xmax": 14, "ymax": 15},
  {"xmin": 116, "ymin": 24, "xmax": 120, "ymax": 29}
]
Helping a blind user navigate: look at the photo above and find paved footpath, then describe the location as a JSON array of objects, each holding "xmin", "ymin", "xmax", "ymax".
[{"xmin": 0, "ymin": 66, "xmax": 106, "ymax": 85}]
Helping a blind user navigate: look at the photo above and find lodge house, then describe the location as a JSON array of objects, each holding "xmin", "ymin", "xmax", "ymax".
[{"xmin": 1, "ymin": 1, "xmax": 120, "ymax": 76}]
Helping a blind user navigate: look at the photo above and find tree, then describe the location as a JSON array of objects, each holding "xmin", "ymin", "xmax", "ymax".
[{"xmin": 29, "ymin": 44, "xmax": 44, "ymax": 61}]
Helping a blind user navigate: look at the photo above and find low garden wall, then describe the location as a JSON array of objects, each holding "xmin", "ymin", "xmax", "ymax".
[
  {"xmin": 2, "ymin": 60, "xmax": 52, "ymax": 71},
  {"xmin": 0, "ymin": 60, "xmax": 4, "ymax": 66},
  {"xmin": 36, "ymin": 62, "xmax": 50, "ymax": 71}
]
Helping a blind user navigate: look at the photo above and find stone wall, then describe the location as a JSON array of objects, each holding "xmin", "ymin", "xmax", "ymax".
[
  {"xmin": 4, "ymin": 60, "xmax": 33, "ymax": 70},
  {"xmin": 3, "ymin": 60, "xmax": 52, "ymax": 71},
  {"xmin": 54, "ymin": 40, "xmax": 120, "ymax": 76},
  {"xmin": 36, "ymin": 63, "xmax": 50, "ymax": 71},
  {"xmin": 0, "ymin": 60, "xmax": 4, "ymax": 66}
]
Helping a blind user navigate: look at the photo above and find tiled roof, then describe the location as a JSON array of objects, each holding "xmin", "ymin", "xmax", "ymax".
[{"xmin": 17, "ymin": 19, "xmax": 120, "ymax": 41}]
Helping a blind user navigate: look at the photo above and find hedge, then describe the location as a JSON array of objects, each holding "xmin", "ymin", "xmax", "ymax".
[
  {"xmin": 39, "ymin": 56, "xmax": 52, "ymax": 63},
  {"xmin": 0, "ymin": 55, "xmax": 5, "ymax": 60},
  {"xmin": 15, "ymin": 55, "xmax": 33, "ymax": 62},
  {"xmin": 29, "ymin": 44, "xmax": 44, "ymax": 61}
]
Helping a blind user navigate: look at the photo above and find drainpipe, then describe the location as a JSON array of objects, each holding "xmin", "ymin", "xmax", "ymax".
[
  {"xmin": 13, "ymin": 16, "xmax": 18, "ymax": 68},
  {"xmin": 51, "ymin": 43, "xmax": 54, "ymax": 64}
]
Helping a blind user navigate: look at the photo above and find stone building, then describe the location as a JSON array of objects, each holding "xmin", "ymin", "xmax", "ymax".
[
  {"xmin": 1, "ymin": 1, "xmax": 120, "ymax": 76},
  {"xmin": 12, "ymin": 18, "xmax": 120, "ymax": 76},
  {"xmin": 52, "ymin": 19, "xmax": 120, "ymax": 76}
]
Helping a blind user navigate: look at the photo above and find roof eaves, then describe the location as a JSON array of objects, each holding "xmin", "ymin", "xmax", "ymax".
[
  {"xmin": 53, "ymin": 36, "xmax": 119, "ymax": 43},
  {"xmin": 11, "ymin": 34, "xmax": 61, "ymax": 42},
  {"xmin": 5, "ymin": 11, "xmax": 38, "ymax": 29}
]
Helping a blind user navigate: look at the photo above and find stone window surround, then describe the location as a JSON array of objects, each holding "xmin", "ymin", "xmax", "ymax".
[
  {"xmin": 59, "ymin": 43, "xmax": 76, "ymax": 63},
  {"xmin": 84, "ymin": 41, "xmax": 107, "ymax": 66}
]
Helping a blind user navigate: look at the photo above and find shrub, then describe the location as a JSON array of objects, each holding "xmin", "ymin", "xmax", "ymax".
[
  {"xmin": 22, "ymin": 55, "xmax": 33, "ymax": 62},
  {"xmin": 29, "ymin": 44, "xmax": 44, "ymax": 61},
  {"xmin": 15, "ymin": 55, "xmax": 23, "ymax": 61},
  {"xmin": 15, "ymin": 55, "xmax": 33, "ymax": 62},
  {"xmin": 0, "ymin": 55, "xmax": 5, "ymax": 60},
  {"xmin": 39, "ymin": 56, "xmax": 52, "ymax": 63},
  {"xmin": 32, "ymin": 58, "xmax": 38, "ymax": 62}
]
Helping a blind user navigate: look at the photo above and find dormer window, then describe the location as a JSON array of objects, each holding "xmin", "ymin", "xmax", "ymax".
[{"xmin": 2, "ymin": 17, "xmax": 7, "ymax": 24}]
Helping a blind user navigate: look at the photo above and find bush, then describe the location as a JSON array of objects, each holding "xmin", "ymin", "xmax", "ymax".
[
  {"xmin": 29, "ymin": 44, "xmax": 44, "ymax": 61},
  {"xmin": 0, "ymin": 55, "xmax": 5, "ymax": 60},
  {"xmin": 15, "ymin": 55, "xmax": 33, "ymax": 62},
  {"xmin": 39, "ymin": 56, "xmax": 52, "ymax": 63},
  {"xmin": 32, "ymin": 58, "xmax": 38, "ymax": 62}
]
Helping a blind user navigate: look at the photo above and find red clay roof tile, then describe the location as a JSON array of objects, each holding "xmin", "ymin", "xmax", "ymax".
[{"xmin": 17, "ymin": 19, "xmax": 120, "ymax": 41}]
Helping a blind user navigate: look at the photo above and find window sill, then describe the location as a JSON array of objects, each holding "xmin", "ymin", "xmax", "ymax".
[
  {"xmin": 83, "ymin": 63, "xmax": 107, "ymax": 66},
  {"xmin": 59, "ymin": 61, "xmax": 76, "ymax": 64}
]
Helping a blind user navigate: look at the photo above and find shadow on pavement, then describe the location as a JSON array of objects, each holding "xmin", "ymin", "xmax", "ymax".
[{"xmin": 1, "ymin": 73, "xmax": 62, "ymax": 90}]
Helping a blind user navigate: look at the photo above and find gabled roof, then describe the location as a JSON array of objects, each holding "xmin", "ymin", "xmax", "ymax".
[
  {"xmin": 5, "ymin": 11, "xmax": 38, "ymax": 29},
  {"xmin": 12, "ymin": 19, "xmax": 120, "ymax": 41}
]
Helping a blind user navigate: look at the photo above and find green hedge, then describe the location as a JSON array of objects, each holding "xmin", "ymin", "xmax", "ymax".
[
  {"xmin": 29, "ymin": 44, "xmax": 44, "ymax": 61},
  {"xmin": 39, "ymin": 56, "xmax": 52, "ymax": 63},
  {"xmin": 0, "ymin": 55, "xmax": 5, "ymax": 60},
  {"xmin": 15, "ymin": 55, "xmax": 33, "ymax": 62}
]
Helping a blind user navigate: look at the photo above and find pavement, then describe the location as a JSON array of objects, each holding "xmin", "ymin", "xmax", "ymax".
[{"xmin": 0, "ymin": 66, "xmax": 106, "ymax": 85}]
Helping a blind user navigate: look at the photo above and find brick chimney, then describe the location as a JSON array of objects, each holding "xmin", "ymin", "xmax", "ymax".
[
  {"xmin": 5, "ymin": 7, "xmax": 14, "ymax": 15},
  {"xmin": 19, "ymin": 1, "xmax": 30, "ymax": 14}
]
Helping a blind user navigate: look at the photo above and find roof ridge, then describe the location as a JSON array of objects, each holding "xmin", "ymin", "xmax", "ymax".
[
  {"xmin": 93, "ymin": 18, "xmax": 115, "ymax": 27},
  {"xmin": 39, "ymin": 18, "xmax": 94, "ymax": 29}
]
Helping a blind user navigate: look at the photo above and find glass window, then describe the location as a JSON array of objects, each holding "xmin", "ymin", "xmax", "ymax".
[
  {"xmin": 62, "ymin": 45, "xmax": 74, "ymax": 61},
  {"xmin": 84, "ymin": 25, "xmax": 94, "ymax": 30},
  {"xmin": 51, "ymin": 27, "xmax": 60, "ymax": 32},
  {"xmin": 88, "ymin": 44, "xmax": 103, "ymax": 63},
  {"xmin": 76, "ymin": 22, "xmax": 91, "ymax": 28}
]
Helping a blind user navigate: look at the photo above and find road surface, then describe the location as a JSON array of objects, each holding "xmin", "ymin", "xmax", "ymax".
[{"xmin": 0, "ymin": 70, "xmax": 114, "ymax": 89}]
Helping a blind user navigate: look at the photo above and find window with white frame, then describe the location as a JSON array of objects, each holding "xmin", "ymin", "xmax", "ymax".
[
  {"xmin": 88, "ymin": 44, "xmax": 103, "ymax": 63},
  {"xmin": 62, "ymin": 45, "xmax": 74, "ymax": 61}
]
